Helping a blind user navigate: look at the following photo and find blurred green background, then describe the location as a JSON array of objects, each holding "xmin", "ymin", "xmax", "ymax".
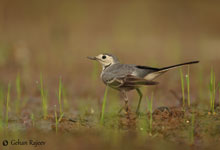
[{"xmin": 0, "ymin": 0, "xmax": 219, "ymax": 104}]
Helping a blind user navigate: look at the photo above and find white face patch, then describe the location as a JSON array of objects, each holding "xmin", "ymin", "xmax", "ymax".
[{"xmin": 96, "ymin": 54, "xmax": 115, "ymax": 67}]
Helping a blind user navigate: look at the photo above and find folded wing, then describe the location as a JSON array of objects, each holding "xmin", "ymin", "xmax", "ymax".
[{"xmin": 107, "ymin": 75, "xmax": 158, "ymax": 89}]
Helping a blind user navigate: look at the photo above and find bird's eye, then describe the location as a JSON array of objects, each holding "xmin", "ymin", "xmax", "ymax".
[{"xmin": 102, "ymin": 55, "xmax": 106, "ymax": 59}]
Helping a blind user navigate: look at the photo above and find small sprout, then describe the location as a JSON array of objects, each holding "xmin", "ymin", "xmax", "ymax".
[
  {"xmin": 209, "ymin": 68, "xmax": 216, "ymax": 114},
  {"xmin": 40, "ymin": 74, "xmax": 48, "ymax": 119},
  {"xmin": 31, "ymin": 113, "xmax": 35, "ymax": 127},
  {"xmin": 62, "ymin": 87, "xmax": 69, "ymax": 110},
  {"xmin": 58, "ymin": 77, "xmax": 63, "ymax": 114},
  {"xmin": 0, "ymin": 87, "xmax": 4, "ymax": 130},
  {"xmin": 15, "ymin": 73, "xmax": 21, "ymax": 113},
  {"xmin": 58, "ymin": 113, "xmax": 64, "ymax": 122},
  {"xmin": 219, "ymin": 82, "xmax": 220, "ymax": 106},
  {"xmin": 54, "ymin": 105, "xmax": 58, "ymax": 133},
  {"xmin": 179, "ymin": 68, "xmax": 185, "ymax": 108},
  {"xmin": 6, "ymin": 82, "xmax": 11, "ymax": 127},
  {"xmin": 54, "ymin": 105, "xmax": 64, "ymax": 133},
  {"xmin": 186, "ymin": 66, "xmax": 191, "ymax": 107}
]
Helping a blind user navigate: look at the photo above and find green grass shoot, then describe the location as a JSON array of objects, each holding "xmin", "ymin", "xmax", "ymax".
[
  {"xmin": 40, "ymin": 74, "xmax": 48, "ymax": 119},
  {"xmin": 186, "ymin": 66, "xmax": 191, "ymax": 107},
  {"xmin": 62, "ymin": 87, "xmax": 69, "ymax": 110},
  {"xmin": 146, "ymin": 92, "xmax": 153, "ymax": 135},
  {"xmin": 6, "ymin": 82, "xmax": 11, "ymax": 127},
  {"xmin": 100, "ymin": 86, "xmax": 109, "ymax": 125},
  {"xmin": 179, "ymin": 68, "xmax": 185, "ymax": 108},
  {"xmin": 54, "ymin": 105, "xmax": 64, "ymax": 133},
  {"xmin": 58, "ymin": 112, "xmax": 64, "ymax": 122},
  {"xmin": 15, "ymin": 73, "xmax": 21, "ymax": 113},
  {"xmin": 190, "ymin": 113, "xmax": 195, "ymax": 145},
  {"xmin": 58, "ymin": 77, "xmax": 63, "ymax": 114},
  {"xmin": 0, "ymin": 87, "xmax": 3, "ymax": 117},
  {"xmin": 54, "ymin": 105, "xmax": 58, "ymax": 133},
  {"xmin": 31, "ymin": 113, "xmax": 35, "ymax": 127},
  {"xmin": 0, "ymin": 87, "xmax": 4, "ymax": 129},
  {"xmin": 209, "ymin": 68, "xmax": 216, "ymax": 114},
  {"xmin": 219, "ymin": 82, "xmax": 220, "ymax": 106}
]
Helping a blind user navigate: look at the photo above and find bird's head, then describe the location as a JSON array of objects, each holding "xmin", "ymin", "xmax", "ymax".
[{"xmin": 87, "ymin": 53, "xmax": 119, "ymax": 68}]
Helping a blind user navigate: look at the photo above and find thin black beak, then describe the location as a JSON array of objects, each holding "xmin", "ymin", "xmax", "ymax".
[{"xmin": 87, "ymin": 56, "xmax": 97, "ymax": 60}]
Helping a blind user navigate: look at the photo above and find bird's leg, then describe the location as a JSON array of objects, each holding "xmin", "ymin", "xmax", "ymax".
[
  {"xmin": 136, "ymin": 88, "xmax": 143, "ymax": 114},
  {"xmin": 118, "ymin": 90, "xmax": 129, "ymax": 113},
  {"xmin": 123, "ymin": 91, "xmax": 129, "ymax": 112}
]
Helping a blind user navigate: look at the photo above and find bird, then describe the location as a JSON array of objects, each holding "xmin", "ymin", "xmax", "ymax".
[{"xmin": 87, "ymin": 53, "xmax": 199, "ymax": 114}]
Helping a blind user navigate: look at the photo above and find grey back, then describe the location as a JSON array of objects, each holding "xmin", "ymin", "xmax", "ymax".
[{"xmin": 102, "ymin": 63, "xmax": 159, "ymax": 83}]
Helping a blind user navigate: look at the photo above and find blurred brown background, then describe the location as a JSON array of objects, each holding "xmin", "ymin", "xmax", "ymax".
[{"xmin": 0, "ymin": 0, "xmax": 219, "ymax": 107}]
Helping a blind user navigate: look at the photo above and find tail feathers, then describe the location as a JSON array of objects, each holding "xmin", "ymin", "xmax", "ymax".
[
  {"xmin": 144, "ymin": 61, "xmax": 199, "ymax": 80},
  {"xmin": 159, "ymin": 61, "xmax": 199, "ymax": 72}
]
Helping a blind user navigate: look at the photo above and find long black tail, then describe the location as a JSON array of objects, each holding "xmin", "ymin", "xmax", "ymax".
[
  {"xmin": 160, "ymin": 61, "xmax": 199, "ymax": 71},
  {"xmin": 143, "ymin": 60, "xmax": 199, "ymax": 80}
]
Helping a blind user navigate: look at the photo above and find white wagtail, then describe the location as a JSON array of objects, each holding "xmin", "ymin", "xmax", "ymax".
[{"xmin": 88, "ymin": 53, "xmax": 199, "ymax": 114}]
